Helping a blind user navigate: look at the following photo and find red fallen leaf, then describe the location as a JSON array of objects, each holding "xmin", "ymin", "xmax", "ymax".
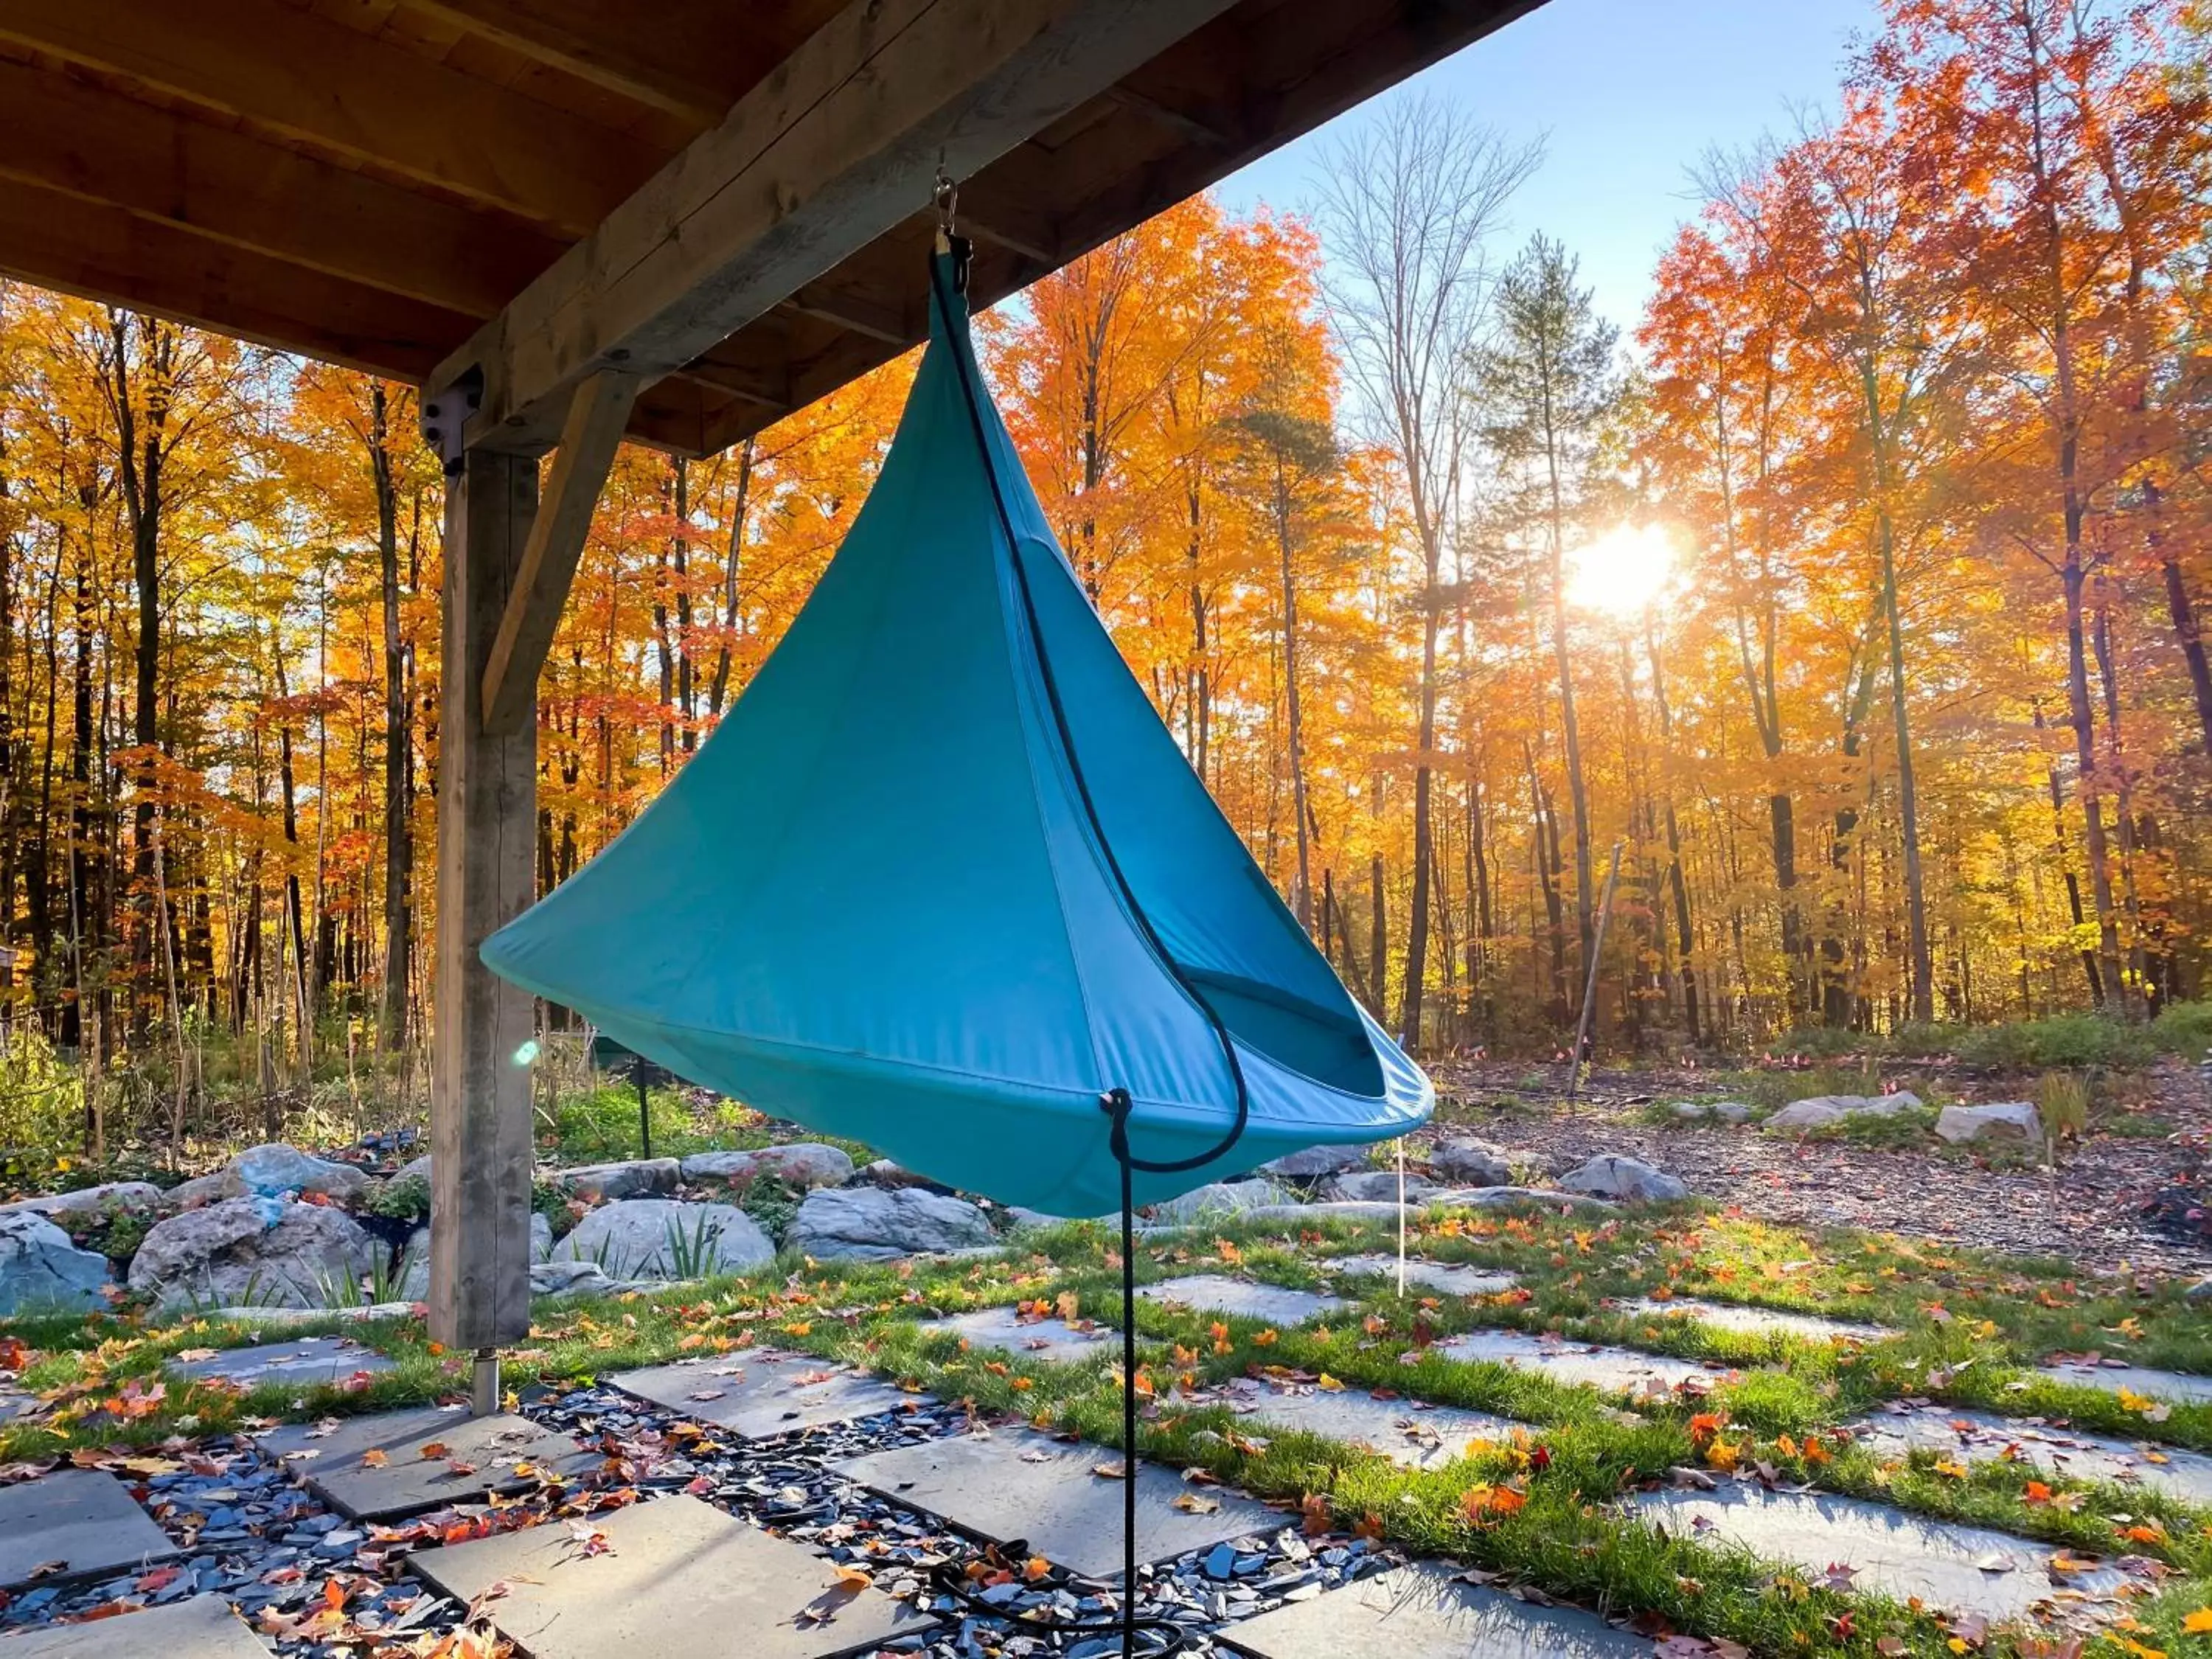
[
  {"xmin": 1299, "ymin": 1492, "xmax": 1330, "ymax": 1537},
  {"xmin": 684, "ymin": 1476, "xmax": 715, "ymax": 1496},
  {"xmin": 135, "ymin": 1565, "xmax": 181, "ymax": 1593}
]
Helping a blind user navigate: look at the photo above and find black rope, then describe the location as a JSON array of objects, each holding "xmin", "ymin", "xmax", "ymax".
[{"xmin": 926, "ymin": 246, "xmax": 1253, "ymax": 1658}]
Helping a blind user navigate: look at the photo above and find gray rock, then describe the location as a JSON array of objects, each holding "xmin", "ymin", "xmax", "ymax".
[
  {"xmin": 398, "ymin": 1213, "xmax": 552, "ymax": 1298},
  {"xmin": 1146, "ymin": 1180, "xmax": 1289, "ymax": 1226},
  {"xmin": 0, "ymin": 1180, "xmax": 162, "ymax": 1220},
  {"xmin": 1253, "ymin": 1144, "xmax": 1370, "ymax": 1180},
  {"xmin": 1318, "ymin": 1169, "xmax": 1440, "ymax": 1203},
  {"xmin": 528, "ymin": 1259, "xmax": 658, "ymax": 1301},
  {"xmin": 391, "ymin": 1153, "xmax": 434, "ymax": 1186},
  {"xmin": 552, "ymin": 1198, "xmax": 773, "ymax": 1277},
  {"xmin": 678, "ymin": 1143, "xmax": 854, "ymax": 1189},
  {"xmin": 1426, "ymin": 1139, "xmax": 1512, "ymax": 1186},
  {"xmin": 128, "ymin": 1196, "xmax": 380, "ymax": 1309},
  {"xmin": 790, "ymin": 1186, "xmax": 994, "ymax": 1260},
  {"xmin": 1672, "ymin": 1101, "xmax": 1753, "ymax": 1124},
  {"xmin": 0, "ymin": 1212, "xmax": 111, "ymax": 1313},
  {"xmin": 554, "ymin": 1158, "xmax": 680, "ymax": 1202},
  {"xmin": 1934, "ymin": 1102, "xmax": 2042, "ymax": 1144},
  {"xmin": 1764, "ymin": 1092, "xmax": 1924, "ymax": 1132},
  {"xmin": 2188, "ymin": 1278, "xmax": 2212, "ymax": 1304},
  {"xmin": 1559, "ymin": 1154, "xmax": 1688, "ymax": 1203},
  {"xmin": 168, "ymin": 1144, "xmax": 372, "ymax": 1208}
]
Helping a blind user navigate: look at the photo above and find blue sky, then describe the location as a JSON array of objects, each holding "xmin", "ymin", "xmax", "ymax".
[{"xmin": 1213, "ymin": 0, "xmax": 1882, "ymax": 338}]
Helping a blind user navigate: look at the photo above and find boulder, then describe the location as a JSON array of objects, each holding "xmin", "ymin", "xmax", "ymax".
[
  {"xmin": 0, "ymin": 1212, "xmax": 111, "ymax": 1314},
  {"xmin": 1934, "ymin": 1102, "xmax": 2042, "ymax": 1145},
  {"xmin": 1319, "ymin": 1169, "xmax": 1441, "ymax": 1203},
  {"xmin": 1144, "ymin": 1180, "xmax": 1290, "ymax": 1227},
  {"xmin": 1559, "ymin": 1154, "xmax": 1688, "ymax": 1203},
  {"xmin": 1427, "ymin": 1140, "xmax": 1513, "ymax": 1186},
  {"xmin": 168, "ymin": 1144, "xmax": 372, "ymax": 1208},
  {"xmin": 551, "ymin": 1198, "xmax": 773, "ymax": 1278},
  {"xmin": 390, "ymin": 1154, "xmax": 434, "ymax": 1186},
  {"xmin": 1764, "ymin": 1092, "xmax": 1924, "ymax": 1133},
  {"xmin": 0, "ymin": 1180, "xmax": 162, "ymax": 1220},
  {"xmin": 678, "ymin": 1144, "xmax": 854, "ymax": 1189},
  {"xmin": 128, "ymin": 1196, "xmax": 381, "ymax": 1310},
  {"xmin": 1254, "ymin": 1144, "xmax": 1369, "ymax": 1180},
  {"xmin": 1671, "ymin": 1102, "xmax": 1754, "ymax": 1125},
  {"xmin": 553, "ymin": 1158, "xmax": 679, "ymax": 1202},
  {"xmin": 398, "ymin": 1213, "xmax": 552, "ymax": 1299},
  {"xmin": 789, "ymin": 1186, "xmax": 994, "ymax": 1260}
]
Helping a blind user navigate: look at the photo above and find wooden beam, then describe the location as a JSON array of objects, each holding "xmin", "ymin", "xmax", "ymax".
[
  {"xmin": 0, "ymin": 173, "xmax": 475, "ymax": 378},
  {"xmin": 431, "ymin": 0, "xmax": 1245, "ymax": 453},
  {"xmin": 0, "ymin": 60, "xmax": 564, "ymax": 316},
  {"xmin": 430, "ymin": 446, "xmax": 539, "ymax": 1355},
  {"xmin": 403, "ymin": 0, "xmax": 789, "ymax": 125},
  {"xmin": 479, "ymin": 370, "xmax": 642, "ymax": 734},
  {"xmin": 0, "ymin": 0, "xmax": 661, "ymax": 235}
]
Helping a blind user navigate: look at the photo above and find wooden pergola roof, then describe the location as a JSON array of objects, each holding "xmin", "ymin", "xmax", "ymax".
[{"xmin": 0, "ymin": 0, "xmax": 1538, "ymax": 458}]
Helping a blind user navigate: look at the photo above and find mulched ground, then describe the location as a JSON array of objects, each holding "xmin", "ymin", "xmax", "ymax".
[{"xmin": 1422, "ymin": 1057, "xmax": 2212, "ymax": 1276}]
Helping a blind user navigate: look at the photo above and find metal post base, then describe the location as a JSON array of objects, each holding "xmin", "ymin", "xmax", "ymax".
[{"xmin": 471, "ymin": 1347, "xmax": 499, "ymax": 1417}]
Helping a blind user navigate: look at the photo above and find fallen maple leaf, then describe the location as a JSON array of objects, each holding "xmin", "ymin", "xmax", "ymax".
[{"xmin": 361, "ymin": 1449, "xmax": 391, "ymax": 1468}]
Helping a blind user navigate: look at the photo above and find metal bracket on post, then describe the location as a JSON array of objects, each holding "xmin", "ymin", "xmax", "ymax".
[
  {"xmin": 420, "ymin": 366, "xmax": 486, "ymax": 477},
  {"xmin": 471, "ymin": 1346, "xmax": 500, "ymax": 1418}
]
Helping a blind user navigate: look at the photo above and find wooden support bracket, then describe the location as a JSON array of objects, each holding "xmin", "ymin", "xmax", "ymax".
[{"xmin": 478, "ymin": 369, "xmax": 642, "ymax": 734}]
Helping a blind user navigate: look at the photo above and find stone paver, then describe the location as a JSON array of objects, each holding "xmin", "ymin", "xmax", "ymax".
[
  {"xmin": 1217, "ymin": 1561, "xmax": 1650, "ymax": 1659},
  {"xmin": 612, "ymin": 1349, "xmax": 917, "ymax": 1439},
  {"xmin": 1135, "ymin": 1276, "xmax": 1344, "ymax": 1326},
  {"xmin": 1216, "ymin": 1379, "xmax": 1523, "ymax": 1470},
  {"xmin": 167, "ymin": 1335, "xmax": 395, "ymax": 1390},
  {"xmin": 0, "ymin": 1470, "xmax": 178, "ymax": 1591},
  {"xmin": 1325, "ymin": 1256, "xmax": 1520, "ymax": 1298},
  {"xmin": 2039, "ymin": 1358, "xmax": 2212, "ymax": 1405},
  {"xmin": 922, "ymin": 1306, "xmax": 1118, "ymax": 1365},
  {"xmin": 830, "ymin": 1427, "xmax": 1278, "ymax": 1579},
  {"xmin": 411, "ymin": 1492, "xmax": 935, "ymax": 1659},
  {"xmin": 1614, "ymin": 1296, "xmax": 1892, "ymax": 1345},
  {"xmin": 1630, "ymin": 1484, "xmax": 2126, "ymax": 1621},
  {"xmin": 255, "ymin": 1405, "xmax": 601, "ymax": 1519},
  {"xmin": 0, "ymin": 1595, "xmax": 268, "ymax": 1658},
  {"xmin": 1436, "ymin": 1329, "xmax": 1731, "ymax": 1398},
  {"xmin": 1846, "ymin": 1404, "xmax": 2212, "ymax": 1504}
]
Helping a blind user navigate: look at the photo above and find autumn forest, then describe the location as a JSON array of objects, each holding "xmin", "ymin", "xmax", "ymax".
[{"xmin": 0, "ymin": 0, "xmax": 2208, "ymax": 1154}]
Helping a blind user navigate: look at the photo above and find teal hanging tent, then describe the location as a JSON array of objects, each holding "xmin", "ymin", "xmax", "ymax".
[{"xmin": 480, "ymin": 242, "xmax": 1430, "ymax": 1220}]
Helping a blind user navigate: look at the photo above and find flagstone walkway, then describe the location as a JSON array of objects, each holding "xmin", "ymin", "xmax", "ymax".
[{"xmin": 10, "ymin": 1265, "xmax": 2212, "ymax": 1659}]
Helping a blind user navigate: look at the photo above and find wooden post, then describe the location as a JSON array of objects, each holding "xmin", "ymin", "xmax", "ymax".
[{"xmin": 429, "ymin": 447, "xmax": 540, "ymax": 1377}]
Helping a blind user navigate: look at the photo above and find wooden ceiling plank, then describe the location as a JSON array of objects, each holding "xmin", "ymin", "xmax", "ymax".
[
  {"xmin": 402, "ymin": 0, "xmax": 746, "ymax": 125},
  {"xmin": 0, "ymin": 0, "xmax": 660, "ymax": 234},
  {"xmin": 431, "ymin": 0, "xmax": 1248, "ymax": 453},
  {"xmin": 0, "ymin": 173, "xmax": 473, "ymax": 378},
  {"xmin": 0, "ymin": 59, "xmax": 565, "ymax": 316}
]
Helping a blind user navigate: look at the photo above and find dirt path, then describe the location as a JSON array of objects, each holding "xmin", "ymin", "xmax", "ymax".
[{"xmin": 1422, "ymin": 1058, "xmax": 2212, "ymax": 1276}]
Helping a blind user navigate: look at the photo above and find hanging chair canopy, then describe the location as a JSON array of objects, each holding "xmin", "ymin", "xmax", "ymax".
[{"xmin": 481, "ymin": 253, "xmax": 1430, "ymax": 1217}]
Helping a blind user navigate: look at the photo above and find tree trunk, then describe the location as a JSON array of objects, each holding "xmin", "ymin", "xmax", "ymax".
[{"xmin": 372, "ymin": 384, "xmax": 413, "ymax": 1051}]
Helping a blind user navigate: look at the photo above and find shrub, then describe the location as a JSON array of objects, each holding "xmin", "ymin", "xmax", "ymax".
[
  {"xmin": 2151, "ymin": 999, "xmax": 2212, "ymax": 1060},
  {"xmin": 1954, "ymin": 1013, "xmax": 2155, "ymax": 1071},
  {"xmin": 366, "ymin": 1173, "xmax": 431, "ymax": 1224}
]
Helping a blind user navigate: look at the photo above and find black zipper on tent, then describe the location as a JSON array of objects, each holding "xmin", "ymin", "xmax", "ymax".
[{"xmin": 928, "ymin": 243, "xmax": 1249, "ymax": 1659}]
